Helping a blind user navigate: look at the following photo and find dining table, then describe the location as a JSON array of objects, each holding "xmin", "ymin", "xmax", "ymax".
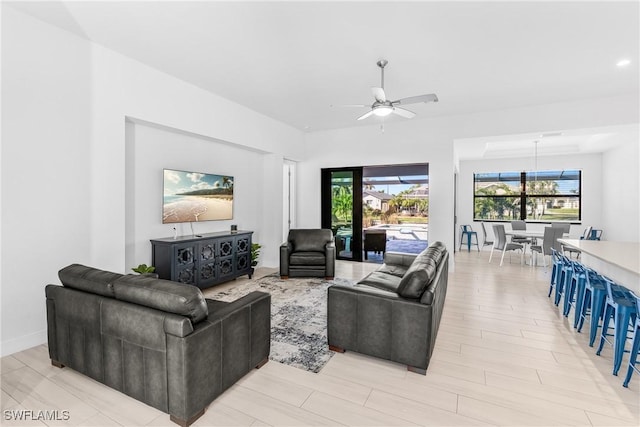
[
  {"xmin": 504, "ymin": 230, "xmax": 546, "ymax": 240},
  {"xmin": 505, "ymin": 230, "xmax": 567, "ymax": 265}
]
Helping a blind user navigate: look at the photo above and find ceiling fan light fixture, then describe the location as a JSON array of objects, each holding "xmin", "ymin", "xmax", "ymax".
[
  {"xmin": 372, "ymin": 105, "xmax": 393, "ymax": 117},
  {"xmin": 346, "ymin": 59, "xmax": 438, "ymax": 122}
]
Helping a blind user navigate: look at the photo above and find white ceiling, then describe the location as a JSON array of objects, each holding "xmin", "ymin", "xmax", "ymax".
[
  {"xmin": 453, "ymin": 124, "xmax": 640, "ymax": 161},
  {"xmin": 7, "ymin": 1, "xmax": 640, "ymax": 151}
]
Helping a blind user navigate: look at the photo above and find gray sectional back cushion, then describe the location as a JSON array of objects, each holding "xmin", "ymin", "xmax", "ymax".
[
  {"xmin": 59, "ymin": 264, "xmax": 122, "ymax": 298},
  {"xmin": 58, "ymin": 264, "xmax": 209, "ymax": 324},
  {"xmin": 427, "ymin": 241, "xmax": 446, "ymax": 264},
  {"xmin": 396, "ymin": 242, "xmax": 446, "ymax": 299},
  {"xmin": 112, "ymin": 275, "xmax": 208, "ymax": 324}
]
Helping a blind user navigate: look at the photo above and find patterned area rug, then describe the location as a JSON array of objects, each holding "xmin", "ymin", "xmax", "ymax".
[{"xmin": 207, "ymin": 274, "xmax": 354, "ymax": 373}]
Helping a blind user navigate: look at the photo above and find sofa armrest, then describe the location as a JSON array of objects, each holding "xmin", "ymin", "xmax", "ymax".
[
  {"xmin": 279, "ymin": 242, "xmax": 292, "ymax": 276},
  {"xmin": 207, "ymin": 291, "xmax": 271, "ymax": 386},
  {"xmin": 167, "ymin": 291, "xmax": 270, "ymax": 422},
  {"xmin": 325, "ymin": 242, "xmax": 336, "ymax": 277},
  {"xmin": 327, "ymin": 284, "xmax": 432, "ymax": 370},
  {"xmin": 383, "ymin": 251, "xmax": 418, "ymax": 267}
]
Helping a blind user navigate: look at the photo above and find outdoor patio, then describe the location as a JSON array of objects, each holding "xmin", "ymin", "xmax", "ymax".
[{"xmin": 363, "ymin": 238, "xmax": 429, "ymax": 263}]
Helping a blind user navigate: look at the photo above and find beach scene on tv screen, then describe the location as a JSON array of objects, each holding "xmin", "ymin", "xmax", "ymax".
[{"xmin": 163, "ymin": 169, "xmax": 233, "ymax": 223}]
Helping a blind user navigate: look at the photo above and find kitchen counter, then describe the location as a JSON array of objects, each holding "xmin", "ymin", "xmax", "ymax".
[{"xmin": 559, "ymin": 239, "xmax": 640, "ymax": 293}]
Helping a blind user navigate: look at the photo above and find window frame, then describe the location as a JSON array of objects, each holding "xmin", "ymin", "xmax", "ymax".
[{"xmin": 473, "ymin": 170, "xmax": 582, "ymax": 223}]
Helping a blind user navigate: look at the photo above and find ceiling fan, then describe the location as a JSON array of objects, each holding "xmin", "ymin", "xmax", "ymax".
[{"xmin": 347, "ymin": 59, "xmax": 438, "ymax": 121}]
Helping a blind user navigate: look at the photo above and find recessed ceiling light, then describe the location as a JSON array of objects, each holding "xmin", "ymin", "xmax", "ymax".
[
  {"xmin": 617, "ymin": 59, "xmax": 631, "ymax": 67},
  {"xmin": 540, "ymin": 132, "xmax": 563, "ymax": 138}
]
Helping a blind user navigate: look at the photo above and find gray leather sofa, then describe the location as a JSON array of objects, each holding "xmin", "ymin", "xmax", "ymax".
[
  {"xmin": 327, "ymin": 241, "xmax": 449, "ymax": 374},
  {"xmin": 280, "ymin": 229, "xmax": 335, "ymax": 279},
  {"xmin": 46, "ymin": 264, "xmax": 270, "ymax": 427}
]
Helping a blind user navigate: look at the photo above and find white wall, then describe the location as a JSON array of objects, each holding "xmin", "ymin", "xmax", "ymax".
[
  {"xmin": 127, "ymin": 122, "xmax": 269, "ymax": 271},
  {"xmin": 602, "ymin": 137, "xmax": 640, "ymax": 242},
  {"xmin": 1, "ymin": 6, "xmax": 93, "ymax": 354},
  {"xmin": 1, "ymin": 7, "xmax": 304, "ymax": 356},
  {"xmin": 457, "ymin": 153, "xmax": 603, "ymax": 247},
  {"xmin": 260, "ymin": 153, "xmax": 286, "ymax": 266},
  {"xmin": 301, "ymin": 119, "xmax": 455, "ymax": 257},
  {"xmin": 299, "ymin": 95, "xmax": 639, "ymax": 267},
  {"xmin": 90, "ymin": 42, "xmax": 304, "ymax": 274}
]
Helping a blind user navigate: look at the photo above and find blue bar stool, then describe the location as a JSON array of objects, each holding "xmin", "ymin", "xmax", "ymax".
[
  {"xmin": 553, "ymin": 253, "xmax": 573, "ymax": 307},
  {"xmin": 458, "ymin": 225, "xmax": 479, "ymax": 252},
  {"xmin": 576, "ymin": 268, "xmax": 607, "ymax": 346},
  {"xmin": 571, "ymin": 261, "xmax": 589, "ymax": 328},
  {"xmin": 563, "ymin": 260, "xmax": 587, "ymax": 318},
  {"xmin": 623, "ymin": 292, "xmax": 640, "ymax": 387},
  {"xmin": 596, "ymin": 277, "xmax": 637, "ymax": 375},
  {"xmin": 548, "ymin": 248, "xmax": 563, "ymax": 298}
]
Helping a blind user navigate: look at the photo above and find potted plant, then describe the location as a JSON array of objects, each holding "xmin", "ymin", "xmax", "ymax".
[
  {"xmin": 131, "ymin": 264, "xmax": 158, "ymax": 278},
  {"xmin": 249, "ymin": 243, "xmax": 262, "ymax": 278},
  {"xmin": 251, "ymin": 243, "xmax": 262, "ymax": 267}
]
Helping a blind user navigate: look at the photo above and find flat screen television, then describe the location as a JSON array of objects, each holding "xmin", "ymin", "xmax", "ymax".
[{"xmin": 163, "ymin": 168, "xmax": 234, "ymax": 224}]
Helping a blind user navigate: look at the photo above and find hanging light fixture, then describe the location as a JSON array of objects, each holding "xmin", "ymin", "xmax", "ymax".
[
  {"xmin": 533, "ymin": 140, "xmax": 539, "ymax": 181},
  {"xmin": 533, "ymin": 140, "xmax": 539, "ymax": 219}
]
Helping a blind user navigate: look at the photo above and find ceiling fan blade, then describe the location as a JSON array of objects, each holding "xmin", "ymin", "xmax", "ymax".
[
  {"xmin": 392, "ymin": 107, "xmax": 416, "ymax": 119},
  {"xmin": 392, "ymin": 93, "xmax": 439, "ymax": 105},
  {"xmin": 357, "ymin": 110, "xmax": 375, "ymax": 121},
  {"xmin": 338, "ymin": 104, "xmax": 370, "ymax": 108},
  {"xmin": 371, "ymin": 87, "xmax": 386, "ymax": 103}
]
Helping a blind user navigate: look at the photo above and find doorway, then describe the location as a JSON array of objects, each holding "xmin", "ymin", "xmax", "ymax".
[
  {"xmin": 283, "ymin": 160, "xmax": 297, "ymax": 243},
  {"xmin": 321, "ymin": 168, "xmax": 363, "ymax": 261},
  {"xmin": 321, "ymin": 163, "xmax": 428, "ymax": 262}
]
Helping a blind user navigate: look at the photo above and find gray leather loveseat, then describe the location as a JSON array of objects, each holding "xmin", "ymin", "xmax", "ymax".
[
  {"xmin": 46, "ymin": 264, "xmax": 270, "ymax": 427},
  {"xmin": 327, "ymin": 241, "xmax": 449, "ymax": 374}
]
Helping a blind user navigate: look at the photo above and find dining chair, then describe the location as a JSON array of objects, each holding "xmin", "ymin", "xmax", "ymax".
[
  {"xmin": 480, "ymin": 221, "xmax": 493, "ymax": 249},
  {"xmin": 530, "ymin": 227, "xmax": 564, "ymax": 268},
  {"xmin": 564, "ymin": 226, "xmax": 592, "ymax": 258},
  {"xmin": 590, "ymin": 229, "xmax": 603, "ymax": 240},
  {"xmin": 551, "ymin": 222, "xmax": 571, "ymax": 234},
  {"xmin": 510, "ymin": 220, "xmax": 534, "ymax": 245},
  {"xmin": 490, "ymin": 224, "xmax": 523, "ymax": 266}
]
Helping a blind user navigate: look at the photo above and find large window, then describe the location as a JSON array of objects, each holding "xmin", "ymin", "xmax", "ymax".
[{"xmin": 474, "ymin": 170, "xmax": 581, "ymax": 222}]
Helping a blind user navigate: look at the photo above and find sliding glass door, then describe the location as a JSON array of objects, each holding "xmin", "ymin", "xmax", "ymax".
[{"xmin": 321, "ymin": 168, "xmax": 363, "ymax": 261}]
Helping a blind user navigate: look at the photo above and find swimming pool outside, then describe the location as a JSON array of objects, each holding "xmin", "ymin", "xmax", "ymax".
[{"xmin": 368, "ymin": 223, "xmax": 428, "ymax": 241}]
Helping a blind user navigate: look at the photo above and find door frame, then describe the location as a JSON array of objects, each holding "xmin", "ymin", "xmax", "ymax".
[{"xmin": 321, "ymin": 167, "xmax": 363, "ymax": 261}]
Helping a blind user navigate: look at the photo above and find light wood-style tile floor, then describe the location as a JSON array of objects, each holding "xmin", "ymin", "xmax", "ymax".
[{"xmin": 2, "ymin": 251, "xmax": 639, "ymax": 426}]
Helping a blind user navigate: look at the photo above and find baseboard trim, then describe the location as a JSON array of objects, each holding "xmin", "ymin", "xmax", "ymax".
[{"xmin": 1, "ymin": 330, "xmax": 47, "ymax": 357}]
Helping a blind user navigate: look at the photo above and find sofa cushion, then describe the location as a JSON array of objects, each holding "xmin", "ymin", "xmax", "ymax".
[
  {"xmin": 377, "ymin": 263, "xmax": 409, "ymax": 278},
  {"xmin": 112, "ymin": 275, "xmax": 208, "ymax": 324},
  {"xmin": 397, "ymin": 264, "xmax": 436, "ymax": 299},
  {"xmin": 59, "ymin": 264, "xmax": 122, "ymax": 298},
  {"xmin": 357, "ymin": 271, "xmax": 402, "ymax": 293},
  {"xmin": 396, "ymin": 247, "xmax": 440, "ymax": 299},
  {"xmin": 289, "ymin": 229, "xmax": 333, "ymax": 252},
  {"xmin": 395, "ymin": 242, "xmax": 448, "ymax": 299},
  {"xmin": 290, "ymin": 251, "xmax": 326, "ymax": 266},
  {"xmin": 426, "ymin": 241, "xmax": 446, "ymax": 264}
]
